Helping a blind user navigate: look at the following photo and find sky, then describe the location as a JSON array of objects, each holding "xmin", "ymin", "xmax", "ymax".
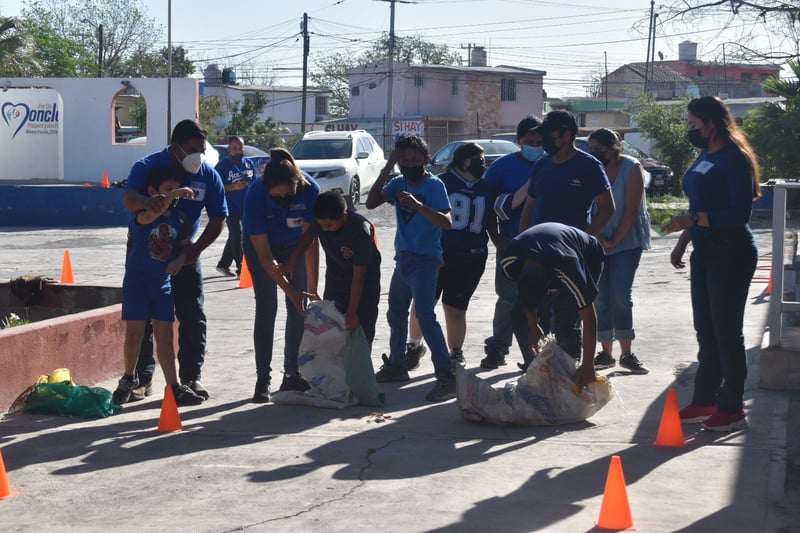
[{"xmin": 1, "ymin": 0, "xmax": 780, "ymax": 97}]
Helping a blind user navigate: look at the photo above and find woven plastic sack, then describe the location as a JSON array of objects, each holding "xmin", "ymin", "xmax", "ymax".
[
  {"xmin": 456, "ymin": 336, "xmax": 613, "ymax": 426},
  {"xmin": 24, "ymin": 382, "xmax": 121, "ymax": 418},
  {"xmin": 271, "ymin": 300, "xmax": 382, "ymax": 408}
]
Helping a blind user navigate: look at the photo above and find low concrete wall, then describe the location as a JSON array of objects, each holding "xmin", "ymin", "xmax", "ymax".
[
  {"xmin": 0, "ymin": 184, "xmax": 128, "ymax": 227},
  {"xmin": 0, "ymin": 304, "xmax": 124, "ymax": 411}
]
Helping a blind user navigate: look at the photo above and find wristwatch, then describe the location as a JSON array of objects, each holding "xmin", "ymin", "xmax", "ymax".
[{"xmin": 689, "ymin": 212, "xmax": 700, "ymax": 226}]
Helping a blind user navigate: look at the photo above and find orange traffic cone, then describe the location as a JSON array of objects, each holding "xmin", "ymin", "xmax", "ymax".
[
  {"xmin": 766, "ymin": 268, "xmax": 773, "ymax": 296},
  {"xmin": 100, "ymin": 170, "xmax": 111, "ymax": 188},
  {"xmin": 0, "ymin": 449, "xmax": 16, "ymax": 499},
  {"xmin": 596, "ymin": 455, "xmax": 634, "ymax": 530},
  {"xmin": 654, "ymin": 388, "xmax": 685, "ymax": 447},
  {"xmin": 60, "ymin": 250, "xmax": 75, "ymax": 284},
  {"xmin": 239, "ymin": 257, "xmax": 253, "ymax": 289},
  {"xmin": 157, "ymin": 385, "xmax": 183, "ymax": 433}
]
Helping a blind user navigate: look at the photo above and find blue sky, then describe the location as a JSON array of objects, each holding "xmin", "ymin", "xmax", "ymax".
[{"xmin": 1, "ymin": 0, "xmax": 774, "ymax": 97}]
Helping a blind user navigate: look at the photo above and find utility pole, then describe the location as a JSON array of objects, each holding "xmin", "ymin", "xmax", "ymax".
[
  {"xmin": 644, "ymin": 0, "xmax": 654, "ymax": 96},
  {"xmin": 378, "ymin": 0, "xmax": 413, "ymax": 150},
  {"xmin": 604, "ymin": 51, "xmax": 608, "ymax": 110},
  {"xmin": 650, "ymin": 13, "xmax": 658, "ymax": 96},
  {"xmin": 460, "ymin": 43, "xmax": 473, "ymax": 66},
  {"xmin": 81, "ymin": 19, "xmax": 103, "ymax": 78},
  {"xmin": 301, "ymin": 13, "xmax": 310, "ymax": 133},
  {"xmin": 167, "ymin": 0, "xmax": 172, "ymax": 140}
]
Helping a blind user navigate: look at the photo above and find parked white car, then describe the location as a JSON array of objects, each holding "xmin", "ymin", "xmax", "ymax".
[{"xmin": 290, "ymin": 130, "xmax": 386, "ymax": 210}]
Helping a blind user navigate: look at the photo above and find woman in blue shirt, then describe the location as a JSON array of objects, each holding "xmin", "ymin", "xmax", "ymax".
[
  {"xmin": 663, "ymin": 96, "xmax": 761, "ymax": 432},
  {"xmin": 243, "ymin": 148, "xmax": 321, "ymax": 403}
]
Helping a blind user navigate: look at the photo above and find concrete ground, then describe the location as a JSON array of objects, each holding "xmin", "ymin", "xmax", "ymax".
[{"xmin": 0, "ymin": 205, "xmax": 796, "ymax": 532}]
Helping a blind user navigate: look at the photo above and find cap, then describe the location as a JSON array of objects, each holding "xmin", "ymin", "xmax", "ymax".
[{"xmin": 530, "ymin": 110, "xmax": 578, "ymax": 136}]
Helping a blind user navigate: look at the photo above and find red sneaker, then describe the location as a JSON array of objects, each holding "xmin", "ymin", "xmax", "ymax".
[
  {"xmin": 679, "ymin": 404, "xmax": 717, "ymax": 423},
  {"xmin": 702, "ymin": 411, "xmax": 747, "ymax": 432}
]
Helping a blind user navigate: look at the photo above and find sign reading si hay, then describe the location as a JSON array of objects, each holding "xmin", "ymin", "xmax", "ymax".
[
  {"xmin": 0, "ymin": 88, "xmax": 63, "ymax": 180},
  {"xmin": 393, "ymin": 120, "xmax": 424, "ymax": 136}
]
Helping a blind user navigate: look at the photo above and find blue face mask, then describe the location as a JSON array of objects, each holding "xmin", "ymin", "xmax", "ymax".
[{"xmin": 521, "ymin": 145, "xmax": 545, "ymax": 162}]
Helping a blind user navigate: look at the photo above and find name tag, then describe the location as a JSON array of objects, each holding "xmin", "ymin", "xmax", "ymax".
[
  {"xmin": 286, "ymin": 217, "xmax": 303, "ymax": 228},
  {"xmin": 695, "ymin": 161, "xmax": 714, "ymax": 175},
  {"xmin": 188, "ymin": 181, "xmax": 206, "ymax": 201}
]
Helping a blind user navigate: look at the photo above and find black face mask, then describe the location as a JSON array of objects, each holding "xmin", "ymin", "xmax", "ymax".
[
  {"xmin": 542, "ymin": 136, "xmax": 559, "ymax": 155},
  {"xmin": 688, "ymin": 128, "xmax": 709, "ymax": 149},
  {"xmin": 467, "ymin": 159, "xmax": 486, "ymax": 179},
  {"xmin": 590, "ymin": 151, "xmax": 609, "ymax": 167},
  {"xmin": 271, "ymin": 195, "xmax": 293, "ymax": 207},
  {"xmin": 400, "ymin": 165, "xmax": 426, "ymax": 182}
]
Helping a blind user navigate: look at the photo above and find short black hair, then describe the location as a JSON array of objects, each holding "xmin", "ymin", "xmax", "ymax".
[
  {"xmin": 394, "ymin": 134, "xmax": 430, "ymax": 158},
  {"xmin": 516, "ymin": 115, "xmax": 542, "ymax": 140},
  {"xmin": 170, "ymin": 119, "xmax": 208, "ymax": 145},
  {"xmin": 145, "ymin": 166, "xmax": 180, "ymax": 192},
  {"xmin": 517, "ymin": 266, "xmax": 548, "ymax": 313},
  {"xmin": 313, "ymin": 191, "xmax": 347, "ymax": 220}
]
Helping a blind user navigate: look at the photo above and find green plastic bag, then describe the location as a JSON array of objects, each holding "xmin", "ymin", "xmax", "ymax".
[{"xmin": 24, "ymin": 382, "xmax": 121, "ymax": 418}]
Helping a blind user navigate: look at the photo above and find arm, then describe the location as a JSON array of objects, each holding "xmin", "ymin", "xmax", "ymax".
[
  {"xmin": 670, "ymin": 229, "xmax": 691, "ymax": 269},
  {"xmin": 510, "ymin": 179, "xmax": 531, "ymax": 210},
  {"xmin": 574, "ymin": 304, "xmax": 599, "ymax": 390},
  {"xmin": 183, "ymin": 216, "xmax": 225, "ymax": 264},
  {"xmin": 585, "ymin": 189, "xmax": 615, "ymax": 237},
  {"xmin": 519, "ymin": 195, "xmax": 536, "ymax": 233},
  {"xmin": 601, "ymin": 165, "xmax": 644, "ymax": 249},
  {"xmin": 249, "ymin": 232, "xmax": 310, "ymax": 314},
  {"xmin": 345, "ymin": 265, "xmax": 367, "ymax": 330},
  {"xmin": 224, "ymin": 181, "xmax": 249, "ymax": 193},
  {"xmin": 135, "ymin": 187, "xmax": 196, "ymax": 225},
  {"xmin": 366, "ymin": 151, "xmax": 397, "ymax": 209},
  {"xmin": 486, "ymin": 213, "xmax": 500, "ymax": 248},
  {"xmin": 302, "ymin": 221, "xmax": 320, "ymax": 297},
  {"xmin": 124, "ymin": 189, "xmax": 169, "ymax": 215},
  {"xmin": 281, "ymin": 226, "xmax": 318, "ymax": 277},
  {"xmin": 397, "ymin": 191, "xmax": 452, "ymax": 229}
]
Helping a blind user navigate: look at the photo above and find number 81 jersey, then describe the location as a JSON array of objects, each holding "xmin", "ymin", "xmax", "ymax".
[{"xmin": 438, "ymin": 170, "xmax": 496, "ymax": 257}]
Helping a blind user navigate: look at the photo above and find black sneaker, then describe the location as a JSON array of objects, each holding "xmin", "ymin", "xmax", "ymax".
[
  {"xmin": 594, "ymin": 351, "xmax": 616, "ymax": 370},
  {"xmin": 171, "ymin": 383, "xmax": 205, "ymax": 406},
  {"xmin": 279, "ymin": 373, "xmax": 311, "ymax": 392},
  {"xmin": 128, "ymin": 381, "xmax": 152, "ymax": 402},
  {"xmin": 375, "ymin": 354, "xmax": 410, "ymax": 383},
  {"xmin": 451, "ymin": 348, "xmax": 466, "ymax": 365},
  {"xmin": 405, "ymin": 343, "xmax": 427, "ymax": 371},
  {"xmin": 479, "ymin": 344, "xmax": 507, "ymax": 369},
  {"xmin": 112, "ymin": 374, "xmax": 139, "ymax": 405},
  {"xmin": 425, "ymin": 372, "xmax": 457, "ymax": 402},
  {"xmin": 216, "ymin": 265, "xmax": 236, "ymax": 277},
  {"xmin": 182, "ymin": 379, "xmax": 209, "ymax": 400},
  {"xmin": 619, "ymin": 353, "xmax": 650, "ymax": 374},
  {"xmin": 253, "ymin": 377, "xmax": 271, "ymax": 403}
]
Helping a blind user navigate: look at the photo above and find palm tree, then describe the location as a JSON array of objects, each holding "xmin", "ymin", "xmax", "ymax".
[{"xmin": 0, "ymin": 17, "xmax": 39, "ymax": 76}]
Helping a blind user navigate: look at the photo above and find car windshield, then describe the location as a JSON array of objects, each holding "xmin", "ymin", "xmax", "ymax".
[{"xmin": 292, "ymin": 140, "xmax": 353, "ymax": 160}]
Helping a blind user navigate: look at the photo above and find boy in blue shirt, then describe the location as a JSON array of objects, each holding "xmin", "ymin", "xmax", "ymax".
[
  {"xmin": 365, "ymin": 134, "xmax": 455, "ymax": 402},
  {"xmin": 113, "ymin": 167, "xmax": 206, "ymax": 406}
]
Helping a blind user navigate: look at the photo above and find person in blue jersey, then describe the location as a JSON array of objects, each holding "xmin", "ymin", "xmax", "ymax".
[
  {"xmin": 113, "ymin": 167, "xmax": 205, "ymax": 407},
  {"xmin": 283, "ymin": 191, "xmax": 381, "ymax": 345},
  {"xmin": 408, "ymin": 142, "xmax": 498, "ymax": 365},
  {"xmin": 500, "ymin": 222, "xmax": 604, "ymax": 390},
  {"xmin": 480, "ymin": 115, "xmax": 546, "ymax": 370},
  {"xmin": 365, "ymin": 134, "xmax": 455, "ymax": 402},
  {"xmin": 243, "ymin": 148, "xmax": 321, "ymax": 403},
  {"xmin": 663, "ymin": 96, "xmax": 761, "ymax": 432},
  {"xmin": 215, "ymin": 135, "xmax": 255, "ymax": 277},
  {"xmin": 587, "ymin": 128, "xmax": 651, "ymax": 375},
  {"xmin": 517, "ymin": 110, "xmax": 615, "ymax": 371},
  {"xmin": 123, "ymin": 119, "xmax": 228, "ymax": 402}
]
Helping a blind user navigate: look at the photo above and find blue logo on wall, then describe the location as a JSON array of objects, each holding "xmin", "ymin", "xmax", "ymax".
[{"xmin": 2, "ymin": 102, "xmax": 60, "ymax": 139}]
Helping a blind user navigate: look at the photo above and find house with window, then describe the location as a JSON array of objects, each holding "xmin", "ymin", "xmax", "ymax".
[
  {"xmin": 200, "ymin": 64, "xmax": 331, "ymax": 135},
  {"xmin": 346, "ymin": 48, "xmax": 545, "ymax": 151}
]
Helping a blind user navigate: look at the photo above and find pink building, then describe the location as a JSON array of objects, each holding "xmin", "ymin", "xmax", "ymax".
[{"xmin": 348, "ymin": 50, "xmax": 545, "ymax": 151}]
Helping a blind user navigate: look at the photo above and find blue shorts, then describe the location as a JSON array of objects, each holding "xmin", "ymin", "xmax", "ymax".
[{"xmin": 121, "ymin": 271, "xmax": 175, "ymax": 322}]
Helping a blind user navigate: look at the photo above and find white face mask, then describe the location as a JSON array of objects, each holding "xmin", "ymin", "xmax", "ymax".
[{"xmin": 178, "ymin": 146, "xmax": 204, "ymax": 174}]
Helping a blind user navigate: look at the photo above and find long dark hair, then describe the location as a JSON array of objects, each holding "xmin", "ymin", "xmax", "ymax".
[
  {"xmin": 446, "ymin": 142, "xmax": 484, "ymax": 173},
  {"xmin": 687, "ymin": 96, "xmax": 761, "ymax": 199},
  {"xmin": 262, "ymin": 148, "xmax": 311, "ymax": 191}
]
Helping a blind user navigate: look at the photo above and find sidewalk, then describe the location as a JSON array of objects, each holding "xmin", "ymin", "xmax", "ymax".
[{"xmin": 0, "ymin": 208, "xmax": 793, "ymax": 532}]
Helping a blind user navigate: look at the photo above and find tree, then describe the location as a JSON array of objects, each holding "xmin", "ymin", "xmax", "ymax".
[
  {"xmin": 311, "ymin": 34, "xmax": 461, "ymax": 118},
  {"xmin": 122, "ymin": 45, "xmax": 195, "ymax": 78},
  {"xmin": 199, "ymin": 96, "xmax": 224, "ymax": 141},
  {"xmin": 0, "ymin": 16, "xmax": 39, "ymax": 76},
  {"xmin": 23, "ymin": 19, "xmax": 90, "ymax": 76},
  {"xmin": 223, "ymin": 92, "xmax": 285, "ymax": 150},
  {"xmin": 657, "ymin": 1, "xmax": 800, "ymax": 62},
  {"xmin": 633, "ymin": 96, "xmax": 697, "ymax": 194},
  {"xmin": 743, "ymin": 60, "xmax": 800, "ymax": 180}
]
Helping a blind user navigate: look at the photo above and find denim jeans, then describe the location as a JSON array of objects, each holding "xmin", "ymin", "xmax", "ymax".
[
  {"xmin": 386, "ymin": 252, "xmax": 450, "ymax": 376},
  {"xmin": 219, "ymin": 215, "xmax": 243, "ymax": 273},
  {"xmin": 690, "ymin": 228, "xmax": 757, "ymax": 414},
  {"xmin": 243, "ymin": 238, "xmax": 307, "ymax": 379},
  {"xmin": 595, "ymin": 247, "xmax": 643, "ymax": 342},
  {"xmin": 136, "ymin": 260, "xmax": 207, "ymax": 383},
  {"xmin": 485, "ymin": 253, "xmax": 533, "ymax": 362},
  {"xmin": 538, "ymin": 287, "xmax": 581, "ymax": 360}
]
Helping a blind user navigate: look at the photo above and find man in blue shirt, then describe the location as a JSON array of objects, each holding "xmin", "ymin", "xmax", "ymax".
[
  {"xmin": 215, "ymin": 135, "xmax": 254, "ymax": 277},
  {"xmin": 366, "ymin": 134, "xmax": 455, "ymax": 402},
  {"xmin": 123, "ymin": 119, "xmax": 228, "ymax": 401}
]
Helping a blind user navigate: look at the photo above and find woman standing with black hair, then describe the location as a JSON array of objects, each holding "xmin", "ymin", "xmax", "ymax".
[{"xmin": 663, "ymin": 96, "xmax": 761, "ymax": 432}]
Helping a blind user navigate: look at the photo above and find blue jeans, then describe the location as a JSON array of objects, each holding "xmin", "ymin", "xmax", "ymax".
[
  {"xmin": 243, "ymin": 239, "xmax": 307, "ymax": 379},
  {"xmin": 219, "ymin": 215, "xmax": 243, "ymax": 273},
  {"xmin": 690, "ymin": 228, "xmax": 757, "ymax": 414},
  {"xmin": 387, "ymin": 252, "xmax": 450, "ymax": 376},
  {"xmin": 485, "ymin": 252, "xmax": 533, "ymax": 362},
  {"xmin": 595, "ymin": 247, "xmax": 643, "ymax": 342},
  {"xmin": 136, "ymin": 261, "xmax": 207, "ymax": 383}
]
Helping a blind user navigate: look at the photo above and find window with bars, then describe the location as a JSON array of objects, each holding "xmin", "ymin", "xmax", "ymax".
[
  {"xmin": 501, "ymin": 78, "xmax": 516, "ymax": 101},
  {"xmin": 351, "ymin": 86, "xmax": 360, "ymax": 96},
  {"xmin": 315, "ymin": 96, "xmax": 328, "ymax": 116},
  {"xmin": 414, "ymin": 74, "xmax": 424, "ymax": 87}
]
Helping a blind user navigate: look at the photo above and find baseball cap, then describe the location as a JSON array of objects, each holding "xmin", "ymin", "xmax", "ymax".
[{"xmin": 530, "ymin": 110, "xmax": 578, "ymax": 136}]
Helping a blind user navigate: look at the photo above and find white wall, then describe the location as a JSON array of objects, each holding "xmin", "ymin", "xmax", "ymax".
[{"xmin": 0, "ymin": 78, "xmax": 198, "ymax": 183}]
